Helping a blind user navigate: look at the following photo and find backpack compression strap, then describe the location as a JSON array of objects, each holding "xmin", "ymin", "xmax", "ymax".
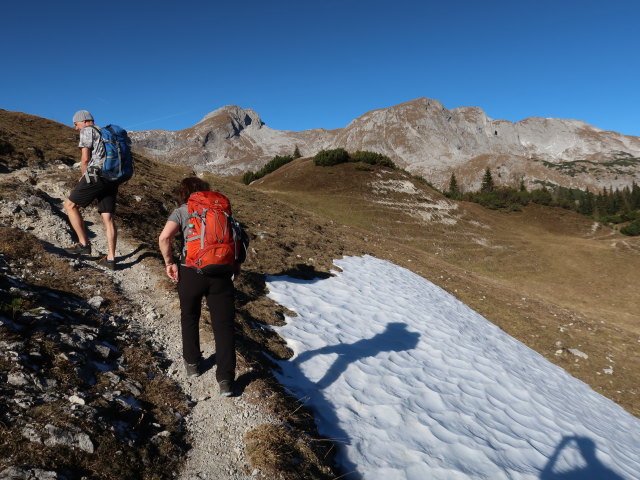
[{"xmin": 186, "ymin": 209, "xmax": 230, "ymax": 249}]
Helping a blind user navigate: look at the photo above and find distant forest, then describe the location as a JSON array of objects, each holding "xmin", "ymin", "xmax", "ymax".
[{"xmin": 445, "ymin": 168, "xmax": 640, "ymax": 236}]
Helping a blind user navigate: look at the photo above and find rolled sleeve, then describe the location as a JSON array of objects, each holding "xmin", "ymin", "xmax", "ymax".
[{"xmin": 78, "ymin": 127, "xmax": 95, "ymax": 149}]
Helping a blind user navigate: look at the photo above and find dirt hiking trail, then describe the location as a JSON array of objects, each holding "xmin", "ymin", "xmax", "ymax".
[{"xmin": 1, "ymin": 164, "xmax": 277, "ymax": 479}]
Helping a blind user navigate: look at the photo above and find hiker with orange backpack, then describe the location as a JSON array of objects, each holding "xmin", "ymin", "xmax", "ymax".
[
  {"xmin": 158, "ymin": 177, "xmax": 248, "ymax": 397},
  {"xmin": 63, "ymin": 110, "xmax": 133, "ymax": 270}
]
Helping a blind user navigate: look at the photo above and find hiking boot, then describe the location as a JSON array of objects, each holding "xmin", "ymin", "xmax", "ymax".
[
  {"xmin": 218, "ymin": 380, "xmax": 233, "ymax": 397},
  {"xmin": 97, "ymin": 256, "xmax": 116, "ymax": 271},
  {"xmin": 64, "ymin": 243, "xmax": 91, "ymax": 256},
  {"xmin": 185, "ymin": 361, "xmax": 200, "ymax": 378}
]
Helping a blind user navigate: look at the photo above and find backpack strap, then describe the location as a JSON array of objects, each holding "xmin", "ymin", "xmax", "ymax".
[
  {"xmin": 200, "ymin": 208, "xmax": 208, "ymax": 249},
  {"xmin": 186, "ymin": 210, "xmax": 208, "ymax": 249}
]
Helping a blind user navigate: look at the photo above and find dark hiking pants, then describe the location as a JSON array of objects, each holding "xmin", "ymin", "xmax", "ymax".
[{"xmin": 177, "ymin": 265, "xmax": 236, "ymax": 382}]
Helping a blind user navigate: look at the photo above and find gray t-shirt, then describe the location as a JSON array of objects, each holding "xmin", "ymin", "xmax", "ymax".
[
  {"xmin": 78, "ymin": 126, "xmax": 106, "ymax": 169},
  {"xmin": 167, "ymin": 204, "xmax": 190, "ymax": 261}
]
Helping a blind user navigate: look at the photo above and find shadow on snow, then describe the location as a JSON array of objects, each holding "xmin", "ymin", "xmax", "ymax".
[
  {"xmin": 279, "ymin": 315, "xmax": 420, "ymax": 479},
  {"xmin": 540, "ymin": 436, "xmax": 626, "ymax": 480}
]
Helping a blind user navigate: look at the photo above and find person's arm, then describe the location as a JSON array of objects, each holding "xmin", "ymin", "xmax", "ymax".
[
  {"xmin": 77, "ymin": 126, "xmax": 95, "ymax": 179},
  {"xmin": 159, "ymin": 221, "xmax": 180, "ymax": 281},
  {"xmin": 79, "ymin": 147, "xmax": 91, "ymax": 178}
]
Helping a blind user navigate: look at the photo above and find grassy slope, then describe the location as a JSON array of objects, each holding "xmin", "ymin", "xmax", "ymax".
[
  {"xmin": 250, "ymin": 158, "xmax": 640, "ymax": 417},
  {"xmin": 0, "ymin": 109, "xmax": 78, "ymax": 172}
]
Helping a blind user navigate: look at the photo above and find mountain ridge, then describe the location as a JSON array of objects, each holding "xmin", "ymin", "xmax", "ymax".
[{"xmin": 129, "ymin": 97, "xmax": 640, "ymax": 191}]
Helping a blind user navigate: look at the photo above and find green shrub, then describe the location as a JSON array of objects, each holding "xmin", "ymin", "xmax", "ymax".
[
  {"xmin": 0, "ymin": 139, "xmax": 14, "ymax": 155},
  {"xmin": 242, "ymin": 171, "xmax": 256, "ymax": 185},
  {"xmin": 528, "ymin": 188, "xmax": 553, "ymax": 206},
  {"xmin": 621, "ymin": 220, "xmax": 640, "ymax": 236},
  {"xmin": 447, "ymin": 173, "xmax": 460, "ymax": 199},
  {"xmin": 600, "ymin": 214, "xmax": 625, "ymax": 225},
  {"xmin": 314, "ymin": 148, "xmax": 349, "ymax": 166},
  {"xmin": 313, "ymin": 148, "xmax": 396, "ymax": 168},
  {"xmin": 242, "ymin": 155, "xmax": 294, "ymax": 184},
  {"xmin": 351, "ymin": 150, "xmax": 395, "ymax": 168},
  {"xmin": 0, "ymin": 296, "xmax": 32, "ymax": 321},
  {"xmin": 463, "ymin": 188, "xmax": 529, "ymax": 210},
  {"xmin": 460, "ymin": 172, "xmax": 640, "ymax": 227},
  {"xmin": 258, "ymin": 155, "xmax": 294, "ymax": 176}
]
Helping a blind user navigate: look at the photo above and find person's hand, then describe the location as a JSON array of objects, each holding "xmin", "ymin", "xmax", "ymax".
[
  {"xmin": 232, "ymin": 263, "xmax": 241, "ymax": 282},
  {"xmin": 166, "ymin": 263, "xmax": 178, "ymax": 282}
]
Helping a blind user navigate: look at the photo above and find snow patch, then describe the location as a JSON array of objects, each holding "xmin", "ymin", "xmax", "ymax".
[{"xmin": 267, "ymin": 255, "xmax": 640, "ymax": 479}]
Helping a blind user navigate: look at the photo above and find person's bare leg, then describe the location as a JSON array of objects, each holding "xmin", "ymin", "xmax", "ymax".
[
  {"xmin": 101, "ymin": 212, "xmax": 117, "ymax": 260},
  {"xmin": 64, "ymin": 199, "xmax": 89, "ymax": 246}
]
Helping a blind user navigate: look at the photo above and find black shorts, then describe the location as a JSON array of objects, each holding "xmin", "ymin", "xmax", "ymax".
[{"xmin": 68, "ymin": 176, "xmax": 120, "ymax": 213}]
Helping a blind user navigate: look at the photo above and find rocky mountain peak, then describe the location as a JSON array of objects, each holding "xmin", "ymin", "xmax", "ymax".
[{"xmin": 199, "ymin": 105, "xmax": 264, "ymax": 130}]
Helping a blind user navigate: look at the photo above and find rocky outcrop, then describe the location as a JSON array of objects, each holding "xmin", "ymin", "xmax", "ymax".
[{"xmin": 130, "ymin": 98, "xmax": 640, "ymax": 191}]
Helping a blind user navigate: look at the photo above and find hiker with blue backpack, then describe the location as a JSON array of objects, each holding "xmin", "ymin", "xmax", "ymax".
[{"xmin": 63, "ymin": 110, "xmax": 133, "ymax": 270}]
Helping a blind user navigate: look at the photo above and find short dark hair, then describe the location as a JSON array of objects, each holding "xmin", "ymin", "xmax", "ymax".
[{"xmin": 175, "ymin": 177, "xmax": 211, "ymax": 204}]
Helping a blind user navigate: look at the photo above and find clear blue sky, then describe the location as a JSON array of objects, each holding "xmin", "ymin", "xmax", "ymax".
[{"xmin": 2, "ymin": 0, "xmax": 639, "ymax": 135}]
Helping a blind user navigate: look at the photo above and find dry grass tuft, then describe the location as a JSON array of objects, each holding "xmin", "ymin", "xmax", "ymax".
[
  {"xmin": 122, "ymin": 345, "xmax": 191, "ymax": 421},
  {"xmin": 245, "ymin": 423, "xmax": 333, "ymax": 480},
  {"xmin": 0, "ymin": 225, "xmax": 45, "ymax": 258}
]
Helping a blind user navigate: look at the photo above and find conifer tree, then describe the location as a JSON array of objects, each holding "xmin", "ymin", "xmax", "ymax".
[
  {"xmin": 293, "ymin": 145, "xmax": 301, "ymax": 159},
  {"xmin": 621, "ymin": 186, "xmax": 632, "ymax": 213},
  {"xmin": 556, "ymin": 187, "xmax": 574, "ymax": 209},
  {"xmin": 480, "ymin": 167, "xmax": 494, "ymax": 193},
  {"xmin": 578, "ymin": 189, "xmax": 595, "ymax": 216},
  {"xmin": 448, "ymin": 173, "xmax": 459, "ymax": 198},
  {"xmin": 612, "ymin": 187, "xmax": 624, "ymax": 213},
  {"xmin": 594, "ymin": 189, "xmax": 607, "ymax": 219},
  {"xmin": 631, "ymin": 182, "xmax": 640, "ymax": 209},
  {"xmin": 607, "ymin": 187, "xmax": 617, "ymax": 215}
]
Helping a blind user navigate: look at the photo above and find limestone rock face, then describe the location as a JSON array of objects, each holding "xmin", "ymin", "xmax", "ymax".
[{"xmin": 130, "ymin": 98, "xmax": 640, "ymax": 190}]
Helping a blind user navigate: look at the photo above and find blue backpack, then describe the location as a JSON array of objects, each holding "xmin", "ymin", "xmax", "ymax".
[{"xmin": 93, "ymin": 125, "xmax": 134, "ymax": 182}]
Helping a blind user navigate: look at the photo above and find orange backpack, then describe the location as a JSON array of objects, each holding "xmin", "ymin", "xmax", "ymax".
[{"xmin": 184, "ymin": 191, "xmax": 247, "ymax": 275}]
